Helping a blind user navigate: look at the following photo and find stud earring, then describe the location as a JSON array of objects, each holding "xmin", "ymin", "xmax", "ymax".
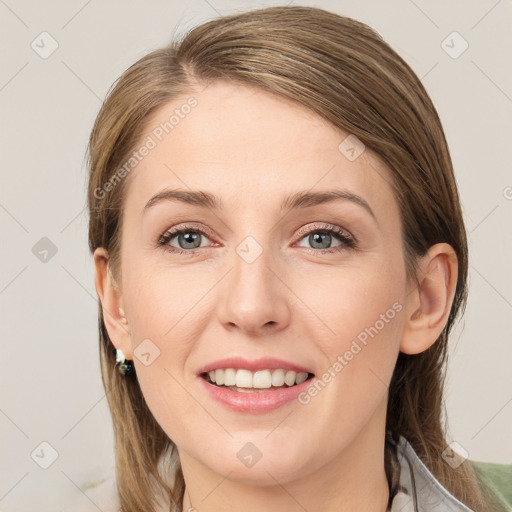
[{"xmin": 115, "ymin": 348, "xmax": 134, "ymax": 376}]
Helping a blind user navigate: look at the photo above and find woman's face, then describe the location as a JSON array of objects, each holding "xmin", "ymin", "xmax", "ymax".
[{"xmin": 112, "ymin": 80, "xmax": 411, "ymax": 484}]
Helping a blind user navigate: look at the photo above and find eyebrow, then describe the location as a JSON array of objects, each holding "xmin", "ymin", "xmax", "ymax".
[{"xmin": 143, "ymin": 188, "xmax": 376, "ymax": 221}]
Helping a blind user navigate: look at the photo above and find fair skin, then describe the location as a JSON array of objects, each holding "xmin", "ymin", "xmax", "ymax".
[{"xmin": 94, "ymin": 81, "xmax": 458, "ymax": 512}]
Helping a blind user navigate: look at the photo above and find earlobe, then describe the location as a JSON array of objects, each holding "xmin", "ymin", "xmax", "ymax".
[
  {"xmin": 400, "ymin": 243, "xmax": 458, "ymax": 355},
  {"xmin": 93, "ymin": 247, "xmax": 133, "ymax": 359}
]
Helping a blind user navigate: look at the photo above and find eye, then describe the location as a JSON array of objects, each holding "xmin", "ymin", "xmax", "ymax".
[
  {"xmin": 157, "ymin": 222, "xmax": 356, "ymax": 255},
  {"xmin": 294, "ymin": 222, "xmax": 356, "ymax": 254},
  {"xmin": 158, "ymin": 224, "xmax": 215, "ymax": 254}
]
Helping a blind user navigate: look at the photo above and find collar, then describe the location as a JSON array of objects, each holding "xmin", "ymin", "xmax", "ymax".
[{"xmin": 391, "ymin": 436, "xmax": 472, "ymax": 512}]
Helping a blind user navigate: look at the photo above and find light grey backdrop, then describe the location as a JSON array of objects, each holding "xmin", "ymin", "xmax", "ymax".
[{"xmin": 1, "ymin": 1, "xmax": 511, "ymax": 511}]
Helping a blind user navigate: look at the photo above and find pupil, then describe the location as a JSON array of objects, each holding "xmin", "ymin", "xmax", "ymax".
[
  {"xmin": 181, "ymin": 232, "xmax": 200, "ymax": 249},
  {"xmin": 311, "ymin": 232, "xmax": 330, "ymax": 249}
]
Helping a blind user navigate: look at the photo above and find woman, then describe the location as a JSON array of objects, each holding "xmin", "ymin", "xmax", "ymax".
[{"xmin": 87, "ymin": 6, "xmax": 507, "ymax": 511}]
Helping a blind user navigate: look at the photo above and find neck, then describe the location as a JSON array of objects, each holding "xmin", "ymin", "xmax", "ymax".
[{"xmin": 180, "ymin": 406, "xmax": 390, "ymax": 512}]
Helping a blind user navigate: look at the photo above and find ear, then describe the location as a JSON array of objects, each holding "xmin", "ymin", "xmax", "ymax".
[
  {"xmin": 93, "ymin": 247, "xmax": 133, "ymax": 360},
  {"xmin": 400, "ymin": 243, "xmax": 458, "ymax": 355}
]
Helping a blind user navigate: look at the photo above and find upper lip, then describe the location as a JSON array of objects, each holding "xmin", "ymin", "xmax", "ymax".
[{"xmin": 197, "ymin": 357, "xmax": 314, "ymax": 375}]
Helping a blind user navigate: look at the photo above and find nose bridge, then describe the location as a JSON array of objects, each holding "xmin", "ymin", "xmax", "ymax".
[
  {"xmin": 234, "ymin": 233, "xmax": 273, "ymax": 291},
  {"xmin": 217, "ymin": 228, "xmax": 290, "ymax": 334}
]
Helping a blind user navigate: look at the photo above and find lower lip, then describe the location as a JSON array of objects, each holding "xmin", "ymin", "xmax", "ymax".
[{"xmin": 198, "ymin": 376, "xmax": 313, "ymax": 414}]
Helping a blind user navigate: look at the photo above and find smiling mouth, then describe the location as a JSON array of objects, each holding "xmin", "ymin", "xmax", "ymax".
[{"xmin": 201, "ymin": 368, "xmax": 315, "ymax": 392}]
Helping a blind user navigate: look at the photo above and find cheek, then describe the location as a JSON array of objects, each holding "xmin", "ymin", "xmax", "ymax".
[
  {"xmin": 120, "ymin": 266, "xmax": 212, "ymax": 442},
  {"xmin": 291, "ymin": 258, "xmax": 405, "ymax": 418},
  {"xmin": 134, "ymin": 365, "xmax": 219, "ymax": 461},
  {"xmin": 293, "ymin": 254, "xmax": 405, "ymax": 353},
  {"xmin": 122, "ymin": 261, "xmax": 204, "ymax": 354},
  {"xmin": 302, "ymin": 259, "xmax": 405, "ymax": 410}
]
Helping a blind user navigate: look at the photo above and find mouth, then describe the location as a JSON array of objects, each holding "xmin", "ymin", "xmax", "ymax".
[
  {"xmin": 201, "ymin": 368, "xmax": 315, "ymax": 392},
  {"xmin": 197, "ymin": 357, "xmax": 316, "ymax": 412}
]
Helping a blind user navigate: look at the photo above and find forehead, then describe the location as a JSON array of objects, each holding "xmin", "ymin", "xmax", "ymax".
[{"xmin": 123, "ymin": 80, "xmax": 396, "ymax": 217}]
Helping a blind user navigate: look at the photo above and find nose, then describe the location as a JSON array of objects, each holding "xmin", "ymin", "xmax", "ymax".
[{"xmin": 216, "ymin": 238, "xmax": 291, "ymax": 337}]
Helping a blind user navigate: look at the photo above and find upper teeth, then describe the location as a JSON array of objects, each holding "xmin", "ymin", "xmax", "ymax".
[{"xmin": 207, "ymin": 368, "xmax": 309, "ymax": 389}]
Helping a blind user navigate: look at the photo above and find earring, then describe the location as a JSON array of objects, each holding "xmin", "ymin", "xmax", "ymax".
[{"xmin": 115, "ymin": 348, "xmax": 135, "ymax": 376}]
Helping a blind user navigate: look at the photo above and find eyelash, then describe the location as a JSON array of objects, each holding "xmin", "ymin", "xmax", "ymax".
[{"xmin": 157, "ymin": 222, "xmax": 357, "ymax": 256}]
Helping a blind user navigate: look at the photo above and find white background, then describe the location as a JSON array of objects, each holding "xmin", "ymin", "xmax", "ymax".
[{"xmin": 1, "ymin": 1, "xmax": 511, "ymax": 511}]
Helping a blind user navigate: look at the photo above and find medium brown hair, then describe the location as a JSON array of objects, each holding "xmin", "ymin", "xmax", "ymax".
[{"xmin": 87, "ymin": 6, "xmax": 498, "ymax": 511}]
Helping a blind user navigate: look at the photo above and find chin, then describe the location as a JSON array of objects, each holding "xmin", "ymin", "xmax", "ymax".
[{"xmin": 194, "ymin": 437, "xmax": 318, "ymax": 486}]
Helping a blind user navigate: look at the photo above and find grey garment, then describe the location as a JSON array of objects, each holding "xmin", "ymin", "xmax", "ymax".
[{"xmin": 391, "ymin": 436, "xmax": 472, "ymax": 512}]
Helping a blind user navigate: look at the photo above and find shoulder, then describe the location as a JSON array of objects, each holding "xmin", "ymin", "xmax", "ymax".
[{"xmin": 471, "ymin": 460, "xmax": 512, "ymax": 511}]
